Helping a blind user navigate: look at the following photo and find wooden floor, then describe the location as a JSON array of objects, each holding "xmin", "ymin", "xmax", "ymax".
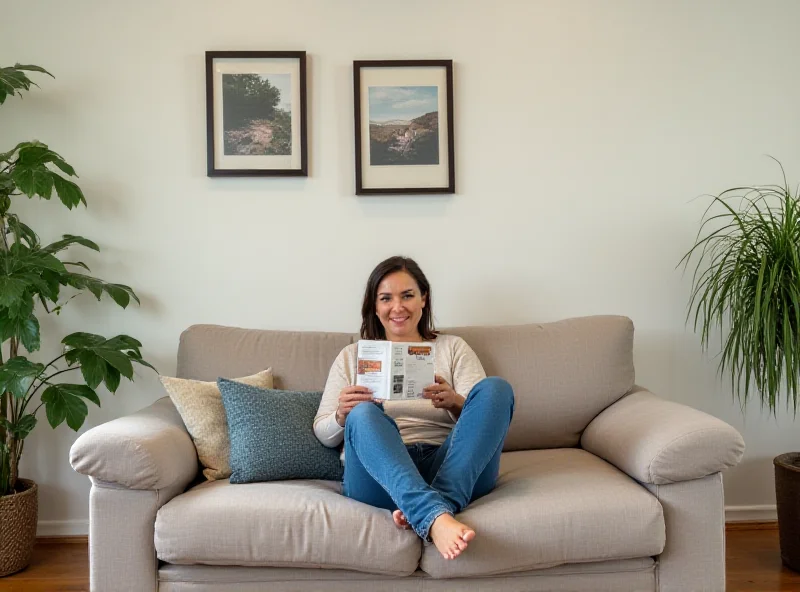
[{"xmin": 1, "ymin": 526, "xmax": 799, "ymax": 591}]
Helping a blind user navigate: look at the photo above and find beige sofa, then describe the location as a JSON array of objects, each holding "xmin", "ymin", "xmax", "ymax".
[{"xmin": 70, "ymin": 315, "xmax": 745, "ymax": 592}]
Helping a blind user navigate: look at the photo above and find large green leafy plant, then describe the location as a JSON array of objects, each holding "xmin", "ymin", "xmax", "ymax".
[
  {"xmin": 680, "ymin": 159, "xmax": 800, "ymax": 417},
  {"xmin": 0, "ymin": 64, "xmax": 154, "ymax": 496}
]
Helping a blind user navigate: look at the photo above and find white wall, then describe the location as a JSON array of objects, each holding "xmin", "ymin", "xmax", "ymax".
[{"xmin": 2, "ymin": 0, "xmax": 798, "ymax": 535}]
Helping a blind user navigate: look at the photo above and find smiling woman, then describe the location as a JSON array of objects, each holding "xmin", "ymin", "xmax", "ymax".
[{"xmin": 313, "ymin": 256, "xmax": 516, "ymax": 563}]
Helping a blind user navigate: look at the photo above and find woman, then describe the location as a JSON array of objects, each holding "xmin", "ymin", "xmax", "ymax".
[{"xmin": 313, "ymin": 256, "xmax": 514, "ymax": 561}]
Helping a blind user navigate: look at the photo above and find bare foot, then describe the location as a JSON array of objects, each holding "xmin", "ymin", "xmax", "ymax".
[
  {"xmin": 429, "ymin": 513, "xmax": 476, "ymax": 560},
  {"xmin": 392, "ymin": 509, "xmax": 411, "ymax": 530}
]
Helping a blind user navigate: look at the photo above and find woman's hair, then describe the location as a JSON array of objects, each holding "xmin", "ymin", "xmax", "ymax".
[{"xmin": 360, "ymin": 256, "xmax": 437, "ymax": 340}]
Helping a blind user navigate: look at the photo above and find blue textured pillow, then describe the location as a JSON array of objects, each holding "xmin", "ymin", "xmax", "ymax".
[{"xmin": 217, "ymin": 378, "xmax": 343, "ymax": 484}]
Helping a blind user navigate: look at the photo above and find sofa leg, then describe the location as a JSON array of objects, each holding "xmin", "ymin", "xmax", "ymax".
[{"xmin": 644, "ymin": 472, "xmax": 726, "ymax": 592}]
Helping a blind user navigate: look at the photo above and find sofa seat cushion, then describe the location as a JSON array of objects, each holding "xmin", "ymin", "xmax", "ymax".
[
  {"xmin": 155, "ymin": 479, "xmax": 421, "ymax": 576},
  {"xmin": 421, "ymin": 448, "xmax": 665, "ymax": 578}
]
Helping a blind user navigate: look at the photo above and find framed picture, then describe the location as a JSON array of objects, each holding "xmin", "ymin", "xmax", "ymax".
[
  {"xmin": 205, "ymin": 51, "xmax": 308, "ymax": 177},
  {"xmin": 353, "ymin": 60, "xmax": 455, "ymax": 195}
]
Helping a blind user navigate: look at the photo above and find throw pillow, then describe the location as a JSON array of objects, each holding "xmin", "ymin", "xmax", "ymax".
[
  {"xmin": 160, "ymin": 369, "xmax": 273, "ymax": 480},
  {"xmin": 217, "ymin": 378, "xmax": 344, "ymax": 484}
]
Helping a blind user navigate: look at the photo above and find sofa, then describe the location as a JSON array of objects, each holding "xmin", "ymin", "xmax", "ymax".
[{"xmin": 69, "ymin": 315, "xmax": 745, "ymax": 592}]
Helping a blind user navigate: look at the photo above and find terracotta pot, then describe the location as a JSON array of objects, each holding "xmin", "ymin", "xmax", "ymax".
[
  {"xmin": 0, "ymin": 478, "xmax": 38, "ymax": 577},
  {"xmin": 774, "ymin": 452, "xmax": 800, "ymax": 573}
]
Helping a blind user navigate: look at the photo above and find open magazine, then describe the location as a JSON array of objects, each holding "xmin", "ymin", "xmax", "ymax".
[{"xmin": 355, "ymin": 340, "xmax": 436, "ymax": 400}]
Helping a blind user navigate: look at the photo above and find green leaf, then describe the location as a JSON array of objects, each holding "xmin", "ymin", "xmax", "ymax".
[
  {"xmin": 50, "ymin": 173, "xmax": 86, "ymax": 209},
  {"xmin": 41, "ymin": 384, "xmax": 88, "ymax": 430},
  {"xmin": 0, "ymin": 277, "xmax": 27, "ymax": 307},
  {"xmin": 105, "ymin": 284, "xmax": 130, "ymax": 308},
  {"xmin": 8, "ymin": 414, "xmax": 37, "ymax": 440},
  {"xmin": 127, "ymin": 351, "xmax": 158, "ymax": 373},
  {"xmin": 78, "ymin": 351, "xmax": 105, "ymax": 390},
  {"xmin": 11, "ymin": 164, "xmax": 53, "ymax": 199},
  {"xmin": 96, "ymin": 349, "xmax": 134, "ymax": 380},
  {"xmin": 17, "ymin": 145, "xmax": 52, "ymax": 167},
  {"xmin": 13, "ymin": 64, "xmax": 54, "ymax": 77},
  {"xmin": 48, "ymin": 155, "xmax": 76, "ymax": 177},
  {"xmin": 0, "ymin": 312, "xmax": 39, "ymax": 351},
  {"xmin": 56, "ymin": 384, "xmax": 101, "ymax": 407},
  {"xmin": 104, "ymin": 365, "xmax": 120, "ymax": 393},
  {"xmin": 62, "ymin": 332, "xmax": 106, "ymax": 349},
  {"xmin": 103, "ymin": 335, "xmax": 143, "ymax": 350},
  {"xmin": 108, "ymin": 283, "xmax": 139, "ymax": 306},
  {"xmin": 42, "ymin": 234, "xmax": 99, "ymax": 254},
  {"xmin": 18, "ymin": 315, "xmax": 40, "ymax": 352},
  {"xmin": 64, "ymin": 261, "xmax": 91, "ymax": 272},
  {"xmin": 5, "ymin": 215, "xmax": 40, "ymax": 248},
  {"xmin": 0, "ymin": 357, "xmax": 45, "ymax": 399}
]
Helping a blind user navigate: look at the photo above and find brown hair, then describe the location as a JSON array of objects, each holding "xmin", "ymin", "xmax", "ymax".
[{"xmin": 360, "ymin": 256, "xmax": 437, "ymax": 340}]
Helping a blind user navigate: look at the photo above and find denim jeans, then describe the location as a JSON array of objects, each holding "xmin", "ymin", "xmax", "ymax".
[{"xmin": 342, "ymin": 376, "xmax": 515, "ymax": 540}]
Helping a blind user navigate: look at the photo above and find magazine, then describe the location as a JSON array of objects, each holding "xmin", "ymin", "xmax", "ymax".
[{"xmin": 355, "ymin": 340, "xmax": 436, "ymax": 400}]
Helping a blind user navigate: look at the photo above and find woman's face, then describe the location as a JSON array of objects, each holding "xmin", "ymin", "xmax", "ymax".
[{"xmin": 375, "ymin": 271, "xmax": 426, "ymax": 342}]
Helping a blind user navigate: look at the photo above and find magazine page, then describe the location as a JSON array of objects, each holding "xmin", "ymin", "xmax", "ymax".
[
  {"xmin": 390, "ymin": 342, "xmax": 436, "ymax": 400},
  {"xmin": 355, "ymin": 340, "xmax": 390, "ymax": 399}
]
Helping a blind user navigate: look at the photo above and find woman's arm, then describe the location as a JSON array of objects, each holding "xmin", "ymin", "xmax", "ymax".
[
  {"xmin": 313, "ymin": 348, "xmax": 350, "ymax": 448},
  {"xmin": 448, "ymin": 337, "xmax": 487, "ymax": 419}
]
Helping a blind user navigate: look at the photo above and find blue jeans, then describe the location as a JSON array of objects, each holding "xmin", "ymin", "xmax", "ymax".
[{"xmin": 342, "ymin": 377, "xmax": 515, "ymax": 540}]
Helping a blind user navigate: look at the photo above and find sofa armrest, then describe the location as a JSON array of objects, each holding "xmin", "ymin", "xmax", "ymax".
[
  {"xmin": 580, "ymin": 386, "xmax": 745, "ymax": 484},
  {"xmin": 70, "ymin": 396, "xmax": 198, "ymax": 490}
]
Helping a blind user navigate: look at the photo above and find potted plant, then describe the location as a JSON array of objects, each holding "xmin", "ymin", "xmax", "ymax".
[
  {"xmin": 680, "ymin": 158, "xmax": 800, "ymax": 572},
  {"xmin": 0, "ymin": 64, "xmax": 155, "ymax": 577}
]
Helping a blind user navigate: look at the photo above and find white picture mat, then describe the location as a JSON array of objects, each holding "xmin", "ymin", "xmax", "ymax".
[
  {"xmin": 359, "ymin": 66, "xmax": 450, "ymax": 189},
  {"xmin": 212, "ymin": 57, "xmax": 301, "ymax": 170}
]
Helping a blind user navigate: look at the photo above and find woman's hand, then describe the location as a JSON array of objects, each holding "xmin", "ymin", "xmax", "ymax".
[
  {"xmin": 423, "ymin": 375, "xmax": 465, "ymax": 416},
  {"xmin": 336, "ymin": 386, "xmax": 374, "ymax": 426}
]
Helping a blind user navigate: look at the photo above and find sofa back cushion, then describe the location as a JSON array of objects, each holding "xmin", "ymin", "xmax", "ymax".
[
  {"xmin": 177, "ymin": 325, "xmax": 353, "ymax": 391},
  {"xmin": 176, "ymin": 316, "xmax": 634, "ymax": 451},
  {"xmin": 445, "ymin": 316, "xmax": 635, "ymax": 450}
]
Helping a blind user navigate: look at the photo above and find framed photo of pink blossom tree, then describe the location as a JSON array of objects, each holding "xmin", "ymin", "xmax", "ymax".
[{"xmin": 206, "ymin": 51, "xmax": 308, "ymax": 177}]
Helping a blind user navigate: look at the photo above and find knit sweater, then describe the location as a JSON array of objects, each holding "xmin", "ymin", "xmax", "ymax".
[{"xmin": 313, "ymin": 334, "xmax": 486, "ymax": 448}]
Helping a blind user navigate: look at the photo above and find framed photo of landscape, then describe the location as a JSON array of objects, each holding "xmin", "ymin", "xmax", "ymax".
[
  {"xmin": 206, "ymin": 51, "xmax": 307, "ymax": 176},
  {"xmin": 353, "ymin": 60, "xmax": 455, "ymax": 195}
]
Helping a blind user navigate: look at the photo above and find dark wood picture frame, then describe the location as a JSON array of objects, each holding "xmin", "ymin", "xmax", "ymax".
[
  {"xmin": 353, "ymin": 60, "xmax": 455, "ymax": 195},
  {"xmin": 206, "ymin": 51, "xmax": 308, "ymax": 177}
]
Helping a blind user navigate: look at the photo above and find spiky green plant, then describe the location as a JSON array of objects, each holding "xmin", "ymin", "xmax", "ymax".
[{"xmin": 680, "ymin": 159, "xmax": 800, "ymax": 418}]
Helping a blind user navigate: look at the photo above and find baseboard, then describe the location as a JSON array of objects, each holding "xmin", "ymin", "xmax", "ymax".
[
  {"xmin": 37, "ymin": 519, "xmax": 89, "ymax": 537},
  {"xmin": 34, "ymin": 507, "xmax": 776, "ymax": 538},
  {"xmin": 725, "ymin": 504, "xmax": 778, "ymax": 522}
]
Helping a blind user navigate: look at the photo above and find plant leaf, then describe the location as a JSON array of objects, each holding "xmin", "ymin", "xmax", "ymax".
[
  {"xmin": 96, "ymin": 349, "xmax": 133, "ymax": 380},
  {"xmin": 41, "ymin": 384, "xmax": 88, "ymax": 430},
  {"xmin": 7, "ymin": 414, "xmax": 37, "ymax": 440},
  {"xmin": 77, "ymin": 351, "xmax": 105, "ymax": 390},
  {"xmin": 50, "ymin": 173, "xmax": 86, "ymax": 209},
  {"xmin": 42, "ymin": 234, "xmax": 99, "ymax": 254},
  {"xmin": 62, "ymin": 332, "xmax": 107, "ymax": 349},
  {"xmin": 104, "ymin": 365, "xmax": 120, "ymax": 393},
  {"xmin": 11, "ymin": 163, "xmax": 53, "ymax": 199},
  {"xmin": 0, "ymin": 357, "xmax": 45, "ymax": 399},
  {"xmin": 0, "ymin": 277, "xmax": 27, "ymax": 307}
]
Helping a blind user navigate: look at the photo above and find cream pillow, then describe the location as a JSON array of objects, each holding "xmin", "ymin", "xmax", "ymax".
[{"xmin": 161, "ymin": 369, "xmax": 273, "ymax": 480}]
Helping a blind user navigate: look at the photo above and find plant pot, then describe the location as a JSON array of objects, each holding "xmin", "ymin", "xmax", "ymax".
[
  {"xmin": 775, "ymin": 452, "xmax": 800, "ymax": 572},
  {"xmin": 0, "ymin": 478, "xmax": 38, "ymax": 577}
]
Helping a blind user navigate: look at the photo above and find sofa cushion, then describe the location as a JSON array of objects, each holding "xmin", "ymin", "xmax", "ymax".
[
  {"xmin": 217, "ymin": 380, "xmax": 343, "ymax": 483},
  {"xmin": 445, "ymin": 316, "xmax": 635, "ymax": 450},
  {"xmin": 176, "ymin": 324, "xmax": 354, "ymax": 391},
  {"xmin": 420, "ymin": 448, "xmax": 665, "ymax": 578},
  {"xmin": 154, "ymin": 479, "xmax": 421, "ymax": 576},
  {"xmin": 161, "ymin": 369, "xmax": 273, "ymax": 480}
]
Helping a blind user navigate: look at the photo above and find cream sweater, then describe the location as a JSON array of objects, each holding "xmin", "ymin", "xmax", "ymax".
[{"xmin": 313, "ymin": 334, "xmax": 486, "ymax": 448}]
